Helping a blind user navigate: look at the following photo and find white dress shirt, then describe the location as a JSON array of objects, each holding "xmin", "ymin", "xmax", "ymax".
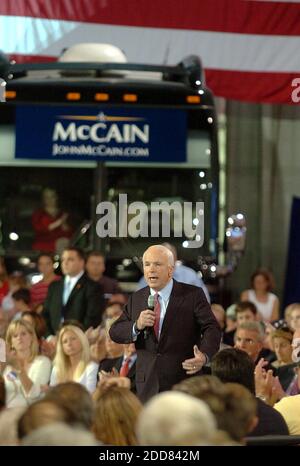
[{"xmin": 63, "ymin": 270, "xmax": 85, "ymax": 305}]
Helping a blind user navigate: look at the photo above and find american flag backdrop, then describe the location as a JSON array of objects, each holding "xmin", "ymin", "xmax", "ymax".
[{"xmin": 1, "ymin": 0, "xmax": 300, "ymax": 104}]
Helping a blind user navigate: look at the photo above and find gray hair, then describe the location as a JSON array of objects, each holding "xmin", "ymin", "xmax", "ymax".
[
  {"xmin": 235, "ymin": 321, "xmax": 265, "ymax": 342},
  {"xmin": 136, "ymin": 391, "xmax": 217, "ymax": 446},
  {"xmin": 21, "ymin": 422, "xmax": 100, "ymax": 446},
  {"xmin": 142, "ymin": 245, "xmax": 175, "ymax": 267}
]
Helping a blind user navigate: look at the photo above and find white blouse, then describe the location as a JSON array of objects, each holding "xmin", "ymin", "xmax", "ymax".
[
  {"xmin": 50, "ymin": 361, "xmax": 98, "ymax": 393},
  {"xmin": 247, "ymin": 289, "xmax": 277, "ymax": 321},
  {"xmin": 3, "ymin": 355, "xmax": 52, "ymax": 408}
]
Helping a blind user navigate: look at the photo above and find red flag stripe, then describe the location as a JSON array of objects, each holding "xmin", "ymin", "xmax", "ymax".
[
  {"xmin": 206, "ymin": 68, "xmax": 298, "ymax": 104},
  {"xmin": 1, "ymin": 0, "xmax": 300, "ymax": 36}
]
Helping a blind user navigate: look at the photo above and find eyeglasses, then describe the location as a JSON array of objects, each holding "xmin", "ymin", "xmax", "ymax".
[{"xmin": 235, "ymin": 337, "xmax": 257, "ymax": 345}]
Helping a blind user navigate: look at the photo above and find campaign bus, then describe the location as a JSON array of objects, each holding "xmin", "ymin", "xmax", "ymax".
[{"xmin": 0, "ymin": 44, "xmax": 223, "ymax": 289}]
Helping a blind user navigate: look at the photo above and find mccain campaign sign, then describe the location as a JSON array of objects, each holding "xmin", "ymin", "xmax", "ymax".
[{"xmin": 15, "ymin": 105, "xmax": 187, "ymax": 163}]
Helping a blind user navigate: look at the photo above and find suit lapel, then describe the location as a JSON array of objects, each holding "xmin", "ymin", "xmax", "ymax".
[
  {"xmin": 57, "ymin": 279, "xmax": 64, "ymax": 308},
  {"xmin": 66, "ymin": 274, "xmax": 85, "ymax": 304},
  {"xmin": 159, "ymin": 281, "xmax": 184, "ymax": 344}
]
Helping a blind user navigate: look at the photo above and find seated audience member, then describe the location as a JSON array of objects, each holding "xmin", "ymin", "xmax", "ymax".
[
  {"xmin": 21, "ymin": 422, "xmax": 99, "ymax": 446},
  {"xmin": 116, "ymin": 343, "xmax": 137, "ymax": 391},
  {"xmin": 136, "ymin": 391, "xmax": 222, "ymax": 446},
  {"xmin": 50, "ymin": 324, "xmax": 98, "ymax": 393},
  {"xmin": 30, "ymin": 253, "xmax": 60, "ymax": 308},
  {"xmin": 11, "ymin": 288, "xmax": 32, "ymax": 320},
  {"xmin": 1, "ymin": 272, "xmax": 27, "ymax": 318},
  {"xmin": 98, "ymin": 343, "xmax": 137, "ymax": 394},
  {"xmin": 93, "ymin": 386, "xmax": 142, "ymax": 445},
  {"xmin": 240, "ymin": 268, "xmax": 279, "ymax": 322},
  {"xmin": 234, "ymin": 321, "xmax": 265, "ymax": 364},
  {"xmin": 17, "ymin": 399, "xmax": 77, "ymax": 441},
  {"xmin": 263, "ymin": 322, "xmax": 276, "ymax": 357},
  {"xmin": 289, "ymin": 304, "xmax": 300, "ymax": 332},
  {"xmin": 45, "ymin": 382, "xmax": 94, "ymax": 430},
  {"xmin": 211, "ymin": 348, "xmax": 289, "ymax": 436},
  {"xmin": 271, "ymin": 329, "xmax": 293, "ymax": 369},
  {"xmin": 98, "ymin": 319, "xmax": 124, "ymax": 374},
  {"xmin": 292, "ymin": 328, "xmax": 300, "ymax": 364},
  {"xmin": 89, "ymin": 327, "xmax": 107, "ymax": 364},
  {"xmin": 271, "ymin": 328, "xmax": 295, "ymax": 391},
  {"xmin": 173, "ymin": 375, "xmax": 258, "ymax": 444},
  {"xmin": 86, "ymin": 251, "xmax": 122, "ymax": 302},
  {"xmin": 281, "ymin": 329, "xmax": 300, "ymax": 396},
  {"xmin": 104, "ymin": 294, "xmax": 127, "ymax": 320},
  {"xmin": 274, "ymin": 394, "xmax": 300, "ymax": 435},
  {"xmin": 222, "ymin": 304, "xmax": 237, "ymax": 347},
  {"xmin": 236, "ymin": 301, "xmax": 257, "ymax": 325},
  {"xmin": 21, "ymin": 311, "xmax": 47, "ymax": 350},
  {"xmin": 3, "ymin": 319, "xmax": 52, "ymax": 407},
  {"xmin": 283, "ymin": 303, "xmax": 297, "ymax": 330},
  {"xmin": 0, "ymin": 257, "xmax": 9, "ymax": 305}
]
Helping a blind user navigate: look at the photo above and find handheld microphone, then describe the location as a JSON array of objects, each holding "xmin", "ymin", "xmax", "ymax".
[{"xmin": 144, "ymin": 294, "xmax": 155, "ymax": 339}]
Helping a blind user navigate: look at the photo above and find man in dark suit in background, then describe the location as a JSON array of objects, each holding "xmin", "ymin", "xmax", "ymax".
[
  {"xmin": 43, "ymin": 247, "xmax": 105, "ymax": 335},
  {"xmin": 110, "ymin": 244, "xmax": 221, "ymax": 403}
]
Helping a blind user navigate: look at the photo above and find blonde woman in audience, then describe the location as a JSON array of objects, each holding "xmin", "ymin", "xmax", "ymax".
[
  {"xmin": 283, "ymin": 304, "xmax": 296, "ymax": 330},
  {"xmin": 93, "ymin": 386, "xmax": 142, "ymax": 445},
  {"xmin": 3, "ymin": 319, "xmax": 51, "ymax": 408},
  {"xmin": 289, "ymin": 304, "xmax": 300, "ymax": 332},
  {"xmin": 50, "ymin": 324, "xmax": 98, "ymax": 393},
  {"xmin": 241, "ymin": 268, "xmax": 279, "ymax": 322}
]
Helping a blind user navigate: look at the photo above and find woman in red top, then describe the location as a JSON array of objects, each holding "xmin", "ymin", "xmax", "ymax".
[
  {"xmin": 0, "ymin": 257, "xmax": 9, "ymax": 305},
  {"xmin": 32, "ymin": 188, "xmax": 73, "ymax": 253}
]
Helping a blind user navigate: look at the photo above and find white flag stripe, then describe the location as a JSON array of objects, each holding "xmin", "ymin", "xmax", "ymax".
[{"xmin": 1, "ymin": 15, "xmax": 300, "ymax": 73}]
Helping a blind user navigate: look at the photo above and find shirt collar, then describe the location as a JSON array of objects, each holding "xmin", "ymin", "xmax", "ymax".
[
  {"xmin": 150, "ymin": 279, "xmax": 173, "ymax": 301},
  {"xmin": 65, "ymin": 270, "xmax": 84, "ymax": 284}
]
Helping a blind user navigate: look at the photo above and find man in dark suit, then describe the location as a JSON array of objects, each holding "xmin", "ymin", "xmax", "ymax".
[
  {"xmin": 43, "ymin": 247, "xmax": 105, "ymax": 335},
  {"xmin": 109, "ymin": 245, "xmax": 221, "ymax": 403}
]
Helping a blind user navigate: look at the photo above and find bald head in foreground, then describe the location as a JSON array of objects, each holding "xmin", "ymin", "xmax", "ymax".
[
  {"xmin": 137, "ymin": 391, "xmax": 218, "ymax": 446},
  {"xmin": 110, "ymin": 245, "xmax": 221, "ymax": 403}
]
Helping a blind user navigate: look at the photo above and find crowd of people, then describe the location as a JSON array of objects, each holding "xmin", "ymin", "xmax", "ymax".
[{"xmin": 0, "ymin": 245, "xmax": 300, "ymax": 446}]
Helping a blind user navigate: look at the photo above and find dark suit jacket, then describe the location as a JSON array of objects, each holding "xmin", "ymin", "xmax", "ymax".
[
  {"xmin": 248, "ymin": 398, "xmax": 289, "ymax": 437},
  {"xmin": 43, "ymin": 273, "xmax": 105, "ymax": 335},
  {"xmin": 109, "ymin": 280, "xmax": 221, "ymax": 403},
  {"xmin": 98, "ymin": 356, "xmax": 137, "ymax": 394}
]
